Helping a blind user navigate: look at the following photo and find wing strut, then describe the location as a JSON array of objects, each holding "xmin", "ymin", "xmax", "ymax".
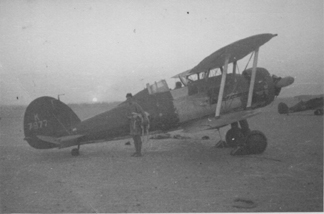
[
  {"xmin": 246, "ymin": 48, "xmax": 259, "ymax": 108},
  {"xmin": 215, "ymin": 54, "xmax": 230, "ymax": 118}
]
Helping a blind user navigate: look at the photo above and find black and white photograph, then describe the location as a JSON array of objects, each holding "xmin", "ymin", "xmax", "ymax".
[{"xmin": 1, "ymin": 0, "xmax": 323, "ymax": 212}]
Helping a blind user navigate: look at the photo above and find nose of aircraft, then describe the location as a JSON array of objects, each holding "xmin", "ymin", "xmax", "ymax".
[{"xmin": 275, "ymin": 76, "xmax": 294, "ymax": 88}]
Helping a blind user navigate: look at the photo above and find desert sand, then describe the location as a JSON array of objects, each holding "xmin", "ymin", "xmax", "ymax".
[{"xmin": 0, "ymin": 97, "xmax": 323, "ymax": 213}]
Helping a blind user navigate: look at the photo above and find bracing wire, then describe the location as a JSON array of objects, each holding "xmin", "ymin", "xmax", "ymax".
[{"xmin": 244, "ymin": 52, "xmax": 254, "ymax": 71}]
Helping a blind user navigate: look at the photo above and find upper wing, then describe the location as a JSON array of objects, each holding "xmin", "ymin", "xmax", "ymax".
[
  {"xmin": 189, "ymin": 33, "xmax": 277, "ymax": 75},
  {"xmin": 181, "ymin": 109, "xmax": 261, "ymax": 133}
]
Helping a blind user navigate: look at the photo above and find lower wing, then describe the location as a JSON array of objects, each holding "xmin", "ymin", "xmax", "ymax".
[{"xmin": 181, "ymin": 109, "xmax": 261, "ymax": 133}]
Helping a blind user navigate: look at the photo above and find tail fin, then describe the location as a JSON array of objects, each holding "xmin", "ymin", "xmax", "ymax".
[
  {"xmin": 278, "ymin": 102, "xmax": 289, "ymax": 114},
  {"xmin": 23, "ymin": 96, "xmax": 81, "ymax": 149}
]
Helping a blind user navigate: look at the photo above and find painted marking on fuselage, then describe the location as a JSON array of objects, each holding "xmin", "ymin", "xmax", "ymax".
[{"xmin": 27, "ymin": 114, "xmax": 48, "ymax": 131}]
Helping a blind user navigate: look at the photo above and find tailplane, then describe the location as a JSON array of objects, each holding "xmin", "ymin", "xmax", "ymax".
[{"xmin": 23, "ymin": 96, "xmax": 81, "ymax": 149}]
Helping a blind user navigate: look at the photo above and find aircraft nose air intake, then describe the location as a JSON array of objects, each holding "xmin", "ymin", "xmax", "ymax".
[{"xmin": 275, "ymin": 76, "xmax": 294, "ymax": 88}]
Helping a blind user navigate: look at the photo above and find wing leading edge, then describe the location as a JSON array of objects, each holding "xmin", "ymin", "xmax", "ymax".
[{"xmin": 190, "ymin": 33, "xmax": 277, "ymax": 75}]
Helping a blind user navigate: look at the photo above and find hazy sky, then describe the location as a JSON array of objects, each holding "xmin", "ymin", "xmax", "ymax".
[{"xmin": 1, "ymin": 0, "xmax": 323, "ymax": 105}]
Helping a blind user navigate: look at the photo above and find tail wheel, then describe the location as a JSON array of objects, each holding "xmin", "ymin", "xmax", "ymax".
[
  {"xmin": 71, "ymin": 148, "xmax": 80, "ymax": 156},
  {"xmin": 278, "ymin": 102, "xmax": 289, "ymax": 114},
  {"xmin": 314, "ymin": 109, "xmax": 323, "ymax": 115},
  {"xmin": 226, "ymin": 127, "xmax": 245, "ymax": 147},
  {"xmin": 245, "ymin": 130, "xmax": 267, "ymax": 154}
]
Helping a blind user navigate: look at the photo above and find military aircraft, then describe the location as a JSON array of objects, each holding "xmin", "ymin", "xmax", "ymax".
[
  {"xmin": 278, "ymin": 94, "xmax": 323, "ymax": 115},
  {"xmin": 23, "ymin": 33, "xmax": 294, "ymax": 156}
]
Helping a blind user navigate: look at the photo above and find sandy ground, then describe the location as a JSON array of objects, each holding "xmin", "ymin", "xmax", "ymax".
[{"xmin": 0, "ymin": 98, "xmax": 323, "ymax": 213}]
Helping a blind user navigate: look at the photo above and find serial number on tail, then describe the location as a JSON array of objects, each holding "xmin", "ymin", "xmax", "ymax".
[{"xmin": 27, "ymin": 114, "xmax": 48, "ymax": 131}]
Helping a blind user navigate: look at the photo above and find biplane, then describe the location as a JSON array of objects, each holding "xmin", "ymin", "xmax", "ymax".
[
  {"xmin": 278, "ymin": 94, "xmax": 323, "ymax": 115},
  {"xmin": 23, "ymin": 33, "xmax": 294, "ymax": 156}
]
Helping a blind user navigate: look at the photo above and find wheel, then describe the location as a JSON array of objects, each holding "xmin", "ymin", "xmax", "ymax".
[
  {"xmin": 278, "ymin": 102, "xmax": 289, "ymax": 114},
  {"xmin": 226, "ymin": 127, "xmax": 245, "ymax": 147},
  {"xmin": 71, "ymin": 148, "xmax": 80, "ymax": 156},
  {"xmin": 314, "ymin": 109, "xmax": 323, "ymax": 115},
  {"xmin": 245, "ymin": 130, "xmax": 267, "ymax": 154}
]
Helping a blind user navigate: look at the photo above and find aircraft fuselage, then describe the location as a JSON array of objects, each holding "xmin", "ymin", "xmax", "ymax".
[{"xmin": 73, "ymin": 67, "xmax": 277, "ymax": 144}]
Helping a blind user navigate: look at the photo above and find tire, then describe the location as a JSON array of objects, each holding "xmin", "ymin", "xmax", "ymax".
[
  {"xmin": 71, "ymin": 148, "xmax": 80, "ymax": 156},
  {"xmin": 226, "ymin": 127, "xmax": 245, "ymax": 147},
  {"xmin": 314, "ymin": 109, "xmax": 323, "ymax": 116},
  {"xmin": 278, "ymin": 102, "xmax": 289, "ymax": 114},
  {"xmin": 245, "ymin": 130, "xmax": 267, "ymax": 154}
]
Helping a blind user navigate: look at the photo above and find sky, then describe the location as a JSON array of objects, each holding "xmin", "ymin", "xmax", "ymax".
[{"xmin": 0, "ymin": 0, "xmax": 323, "ymax": 105}]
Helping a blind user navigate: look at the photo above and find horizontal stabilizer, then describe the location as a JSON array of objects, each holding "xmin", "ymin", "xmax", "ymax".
[
  {"xmin": 182, "ymin": 109, "xmax": 261, "ymax": 133},
  {"xmin": 37, "ymin": 134, "xmax": 84, "ymax": 149}
]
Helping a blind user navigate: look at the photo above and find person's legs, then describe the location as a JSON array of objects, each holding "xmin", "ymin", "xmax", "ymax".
[
  {"xmin": 132, "ymin": 135, "xmax": 138, "ymax": 156},
  {"xmin": 132, "ymin": 135, "xmax": 142, "ymax": 157},
  {"xmin": 137, "ymin": 136, "xmax": 142, "ymax": 156}
]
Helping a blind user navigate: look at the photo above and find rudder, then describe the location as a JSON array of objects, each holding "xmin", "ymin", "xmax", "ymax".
[{"xmin": 23, "ymin": 96, "xmax": 81, "ymax": 149}]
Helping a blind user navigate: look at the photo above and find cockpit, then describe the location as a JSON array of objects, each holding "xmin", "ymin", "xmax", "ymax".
[
  {"xmin": 144, "ymin": 67, "xmax": 229, "ymax": 102},
  {"xmin": 146, "ymin": 80, "xmax": 170, "ymax": 94}
]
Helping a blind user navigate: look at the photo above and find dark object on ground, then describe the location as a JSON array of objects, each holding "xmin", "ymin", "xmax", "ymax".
[
  {"xmin": 173, "ymin": 134, "xmax": 191, "ymax": 139},
  {"xmin": 150, "ymin": 133, "xmax": 171, "ymax": 139},
  {"xmin": 233, "ymin": 198, "xmax": 257, "ymax": 209}
]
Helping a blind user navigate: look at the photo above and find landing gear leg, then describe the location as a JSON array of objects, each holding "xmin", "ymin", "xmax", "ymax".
[
  {"xmin": 216, "ymin": 120, "xmax": 248, "ymax": 148},
  {"xmin": 224, "ymin": 122, "xmax": 245, "ymax": 148},
  {"xmin": 71, "ymin": 144, "xmax": 80, "ymax": 156},
  {"xmin": 230, "ymin": 120, "xmax": 249, "ymax": 155},
  {"xmin": 215, "ymin": 128, "xmax": 227, "ymax": 148},
  {"xmin": 239, "ymin": 119, "xmax": 250, "ymax": 136}
]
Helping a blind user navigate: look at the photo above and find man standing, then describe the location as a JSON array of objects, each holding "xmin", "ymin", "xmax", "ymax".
[{"xmin": 126, "ymin": 93, "xmax": 147, "ymax": 157}]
